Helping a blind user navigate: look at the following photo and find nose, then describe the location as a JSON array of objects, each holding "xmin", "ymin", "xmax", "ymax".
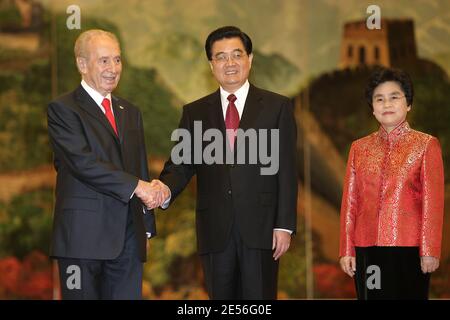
[
  {"xmin": 384, "ymin": 99, "xmax": 394, "ymax": 108},
  {"xmin": 225, "ymin": 56, "xmax": 237, "ymax": 66},
  {"xmin": 110, "ymin": 61, "xmax": 117, "ymax": 74}
]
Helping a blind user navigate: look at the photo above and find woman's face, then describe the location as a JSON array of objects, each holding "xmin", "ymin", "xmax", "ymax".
[{"xmin": 372, "ymin": 81, "xmax": 411, "ymax": 132}]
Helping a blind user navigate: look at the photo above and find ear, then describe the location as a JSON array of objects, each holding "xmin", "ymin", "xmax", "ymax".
[
  {"xmin": 209, "ymin": 61, "xmax": 214, "ymax": 72},
  {"xmin": 248, "ymin": 53, "xmax": 253, "ymax": 69},
  {"xmin": 407, "ymin": 105, "xmax": 411, "ymax": 112},
  {"xmin": 76, "ymin": 57, "xmax": 87, "ymax": 75}
]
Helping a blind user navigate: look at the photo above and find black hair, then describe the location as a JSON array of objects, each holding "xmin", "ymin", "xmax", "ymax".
[
  {"xmin": 205, "ymin": 26, "xmax": 252, "ymax": 61},
  {"xmin": 365, "ymin": 67, "xmax": 414, "ymax": 108}
]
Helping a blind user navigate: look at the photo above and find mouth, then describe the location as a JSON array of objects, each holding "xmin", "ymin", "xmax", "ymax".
[
  {"xmin": 382, "ymin": 111, "xmax": 395, "ymax": 116},
  {"xmin": 103, "ymin": 75, "xmax": 117, "ymax": 83},
  {"xmin": 224, "ymin": 70, "xmax": 238, "ymax": 75}
]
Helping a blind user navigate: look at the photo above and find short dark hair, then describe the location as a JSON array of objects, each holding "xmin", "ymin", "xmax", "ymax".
[
  {"xmin": 205, "ymin": 26, "xmax": 253, "ymax": 61},
  {"xmin": 365, "ymin": 67, "xmax": 414, "ymax": 108}
]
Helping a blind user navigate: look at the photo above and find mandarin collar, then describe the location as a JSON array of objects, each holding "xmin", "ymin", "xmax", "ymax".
[{"xmin": 378, "ymin": 121, "xmax": 410, "ymax": 143}]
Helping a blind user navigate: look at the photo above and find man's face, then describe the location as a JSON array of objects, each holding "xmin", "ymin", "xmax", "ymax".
[
  {"xmin": 77, "ymin": 36, "xmax": 122, "ymax": 96},
  {"xmin": 209, "ymin": 37, "xmax": 253, "ymax": 93}
]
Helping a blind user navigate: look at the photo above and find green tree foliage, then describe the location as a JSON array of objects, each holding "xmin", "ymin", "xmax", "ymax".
[
  {"xmin": 0, "ymin": 189, "xmax": 53, "ymax": 259},
  {"xmin": 278, "ymin": 221, "xmax": 307, "ymax": 298},
  {"xmin": 409, "ymin": 73, "xmax": 450, "ymax": 179},
  {"xmin": 0, "ymin": 88, "xmax": 50, "ymax": 172},
  {"xmin": 0, "ymin": 3, "xmax": 21, "ymax": 31},
  {"xmin": 117, "ymin": 66, "xmax": 181, "ymax": 156},
  {"xmin": 145, "ymin": 183, "xmax": 198, "ymax": 290}
]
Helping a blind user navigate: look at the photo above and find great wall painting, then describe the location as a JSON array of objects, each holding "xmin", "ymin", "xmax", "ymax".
[{"xmin": 1, "ymin": 0, "xmax": 450, "ymax": 299}]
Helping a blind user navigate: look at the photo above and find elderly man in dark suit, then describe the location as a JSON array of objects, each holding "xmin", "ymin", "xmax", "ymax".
[
  {"xmin": 47, "ymin": 29, "xmax": 168, "ymax": 299},
  {"xmin": 155, "ymin": 26, "xmax": 298, "ymax": 299}
]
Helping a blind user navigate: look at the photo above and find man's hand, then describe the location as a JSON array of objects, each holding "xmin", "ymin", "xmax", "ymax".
[
  {"xmin": 148, "ymin": 179, "xmax": 170, "ymax": 209},
  {"xmin": 134, "ymin": 179, "xmax": 170, "ymax": 209},
  {"xmin": 339, "ymin": 256, "xmax": 356, "ymax": 278},
  {"xmin": 421, "ymin": 256, "xmax": 439, "ymax": 273},
  {"xmin": 272, "ymin": 230, "xmax": 291, "ymax": 260}
]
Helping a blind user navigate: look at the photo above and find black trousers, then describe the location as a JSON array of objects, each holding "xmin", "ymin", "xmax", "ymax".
[
  {"xmin": 57, "ymin": 211, "xmax": 143, "ymax": 300},
  {"xmin": 200, "ymin": 223, "xmax": 279, "ymax": 300},
  {"xmin": 355, "ymin": 246, "xmax": 430, "ymax": 300}
]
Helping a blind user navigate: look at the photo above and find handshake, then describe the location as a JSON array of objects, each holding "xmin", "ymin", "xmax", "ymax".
[{"xmin": 134, "ymin": 179, "xmax": 171, "ymax": 210}]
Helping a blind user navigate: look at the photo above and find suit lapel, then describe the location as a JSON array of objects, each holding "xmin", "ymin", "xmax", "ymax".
[
  {"xmin": 239, "ymin": 84, "xmax": 263, "ymax": 132},
  {"xmin": 75, "ymin": 85, "xmax": 121, "ymax": 144},
  {"xmin": 236, "ymin": 84, "xmax": 264, "ymax": 153},
  {"xmin": 206, "ymin": 89, "xmax": 226, "ymax": 136}
]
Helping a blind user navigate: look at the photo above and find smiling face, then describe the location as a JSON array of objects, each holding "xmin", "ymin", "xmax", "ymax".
[
  {"xmin": 372, "ymin": 81, "xmax": 411, "ymax": 132},
  {"xmin": 209, "ymin": 37, "xmax": 253, "ymax": 93},
  {"xmin": 76, "ymin": 35, "xmax": 122, "ymax": 96}
]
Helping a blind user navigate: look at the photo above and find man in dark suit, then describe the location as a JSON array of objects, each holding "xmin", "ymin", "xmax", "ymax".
[
  {"xmin": 47, "ymin": 29, "xmax": 168, "ymax": 299},
  {"xmin": 156, "ymin": 26, "xmax": 298, "ymax": 299}
]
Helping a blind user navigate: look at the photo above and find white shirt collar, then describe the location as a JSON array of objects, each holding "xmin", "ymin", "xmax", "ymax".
[
  {"xmin": 81, "ymin": 80, "xmax": 112, "ymax": 114},
  {"xmin": 219, "ymin": 80, "xmax": 250, "ymax": 119}
]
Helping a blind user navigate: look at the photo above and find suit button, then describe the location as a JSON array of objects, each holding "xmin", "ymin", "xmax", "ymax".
[{"xmin": 227, "ymin": 190, "xmax": 232, "ymax": 195}]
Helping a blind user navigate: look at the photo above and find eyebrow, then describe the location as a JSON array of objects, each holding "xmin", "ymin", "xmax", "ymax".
[
  {"xmin": 373, "ymin": 91, "xmax": 403, "ymax": 97},
  {"xmin": 98, "ymin": 55, "xmax": 121, "ymax": 60},
  {"xmin": 214, "ymin": 48, "xmax": 244, "ymax": 56}
]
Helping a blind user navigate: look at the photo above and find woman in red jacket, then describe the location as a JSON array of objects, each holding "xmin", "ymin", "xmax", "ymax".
[{"xmin": 339, "ymin": 68, "xmax": 444, "ymax": 299}]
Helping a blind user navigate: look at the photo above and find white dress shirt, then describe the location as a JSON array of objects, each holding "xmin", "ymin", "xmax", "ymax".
[
  {"xmin": 219, "ymin": 79, "xmax": 250, "ymax": 119},
  {"xmin": 81, "ymin": 80, "xmax": 114, "ymax": 116}
]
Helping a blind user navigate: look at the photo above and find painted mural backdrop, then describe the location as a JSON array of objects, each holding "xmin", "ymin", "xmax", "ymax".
[{"xmin": 1, "ymin": 0, "xmax": 450, "ymax": 299}]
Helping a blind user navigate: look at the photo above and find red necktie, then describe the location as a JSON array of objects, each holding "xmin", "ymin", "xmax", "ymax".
[
  {"xmin": 101, "ymin": 98, "xmax": 118, "ymax": 136},
  {"xmin": 225, "ymin": 94, "xmax": 239, "ymax": 149}
]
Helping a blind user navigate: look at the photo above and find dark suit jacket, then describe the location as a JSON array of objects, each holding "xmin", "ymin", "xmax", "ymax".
[
  {"xmin": 47, "ymin": 85, "xmax": 155, "ymax": 262},
  {"xmin": 160, "ymin": 84, "xmax": 297, "ymax": 254}
]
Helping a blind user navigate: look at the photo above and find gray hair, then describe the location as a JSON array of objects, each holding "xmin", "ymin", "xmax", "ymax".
[{"xmin": 74, "ymin": 29, "xmax": 120, "ymax": 58}]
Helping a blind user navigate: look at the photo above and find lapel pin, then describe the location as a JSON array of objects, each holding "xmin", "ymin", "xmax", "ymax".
[{"xmin": 119, "ymin": 105, "xmax": 124, "ymax": 110}]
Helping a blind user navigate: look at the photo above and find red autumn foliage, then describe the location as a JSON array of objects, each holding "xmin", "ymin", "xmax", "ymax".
[
  {"xmin": 430, "ymin": 261, "xmax": 450, "ymax": 298},
  {"xmin": 0, "ymin": 251, "xmax": 53, "ymax": 299},
  {"xmin": 313, "ymin": 263, "xmax": 356, "ymax": 299},
  {"xmin": 0, "ymin": 257, "xmax": 21, "ymax": 293}
]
